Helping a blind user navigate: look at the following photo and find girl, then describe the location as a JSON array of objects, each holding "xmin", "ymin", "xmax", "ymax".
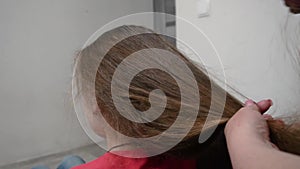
[{"xmin": 72, "ymin": 25, "xmax": 300, "ymax": 169}]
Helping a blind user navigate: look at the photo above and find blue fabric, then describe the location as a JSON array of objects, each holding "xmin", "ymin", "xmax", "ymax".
[
  {"xmin": 32, "ymin": 155, "xmax": 85, "ymax": 169},
  {"xmin": 57, "ymin": 155, "xmax": 86, "ymax": 169}
]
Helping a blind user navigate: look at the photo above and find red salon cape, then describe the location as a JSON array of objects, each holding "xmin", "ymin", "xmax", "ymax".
[{"xmin": 72, "ymin": 151, "xmax": 196, "ymax": 169}]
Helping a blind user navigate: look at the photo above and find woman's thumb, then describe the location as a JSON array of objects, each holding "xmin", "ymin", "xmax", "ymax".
[{"xmin": 244, "ymin": 99, "xmax": 272, "ymax": 113}]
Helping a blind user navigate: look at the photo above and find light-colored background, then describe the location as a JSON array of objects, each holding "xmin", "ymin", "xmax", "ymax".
[
  {"xmin": 1, "ymin": 0, "xmax": 300, "ymax": 167},
  {"xmin": 176, "ymin": 0, "xmax": 300, "ymax": 117},
  {"xmin": 0, "ymin": 0, "xmax": 153, "ymax": 166}
]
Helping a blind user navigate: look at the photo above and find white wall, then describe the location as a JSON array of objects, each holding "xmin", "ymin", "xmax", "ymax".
[
  {"xmin": 176, "ymin": 0, "xmax": 300, "ymax": 116},
  {"xmin": 0, "ymin": 0, "xmax": 153, "ymax": 166}
]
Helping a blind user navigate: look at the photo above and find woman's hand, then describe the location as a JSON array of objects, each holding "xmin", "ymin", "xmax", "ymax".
[
  {"xmin": 225, "ymin": 99, "xmax": 300, "ymax": 169},
  {"xmin": 225, "ymin": 99, "xmax": 275, "ymax": 149}
]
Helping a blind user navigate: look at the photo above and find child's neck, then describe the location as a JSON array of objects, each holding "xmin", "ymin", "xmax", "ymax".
[{"xmin": 105, "ymin": 130, "xmax": 138, "ymax": 152}]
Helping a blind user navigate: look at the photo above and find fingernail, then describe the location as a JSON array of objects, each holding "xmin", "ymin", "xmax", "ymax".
[
  {"xmin": 245, "ymin": 99, "xmax": 255, "ymax": 106},
  {"xmin": 268, "ymin": 99, "xmax": 273, "ymax": 106}
]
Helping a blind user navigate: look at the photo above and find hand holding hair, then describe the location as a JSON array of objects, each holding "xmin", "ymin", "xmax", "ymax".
[{"xmin": 225, "ymin": 99, "xmax": 300, "ymax": 169}]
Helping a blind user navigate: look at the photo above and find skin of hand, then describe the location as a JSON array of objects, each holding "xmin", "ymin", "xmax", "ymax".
[
  {"xmin": 225, "ymin": 99, "xmax": 275, "ymax": 150},
  {"xmin": 225, "ymin": 99, "xmax": 300, "ymax": 169}
]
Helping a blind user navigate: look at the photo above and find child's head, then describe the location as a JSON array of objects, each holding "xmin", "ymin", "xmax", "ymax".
[{"xmin": 73, "ymin": 25, "xmax": 242, "ymax": 157}]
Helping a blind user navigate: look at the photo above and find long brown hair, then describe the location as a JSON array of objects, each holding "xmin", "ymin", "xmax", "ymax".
[{"xmin": 74, "ymin": 25, "xmax": 300, "ymax": 168}]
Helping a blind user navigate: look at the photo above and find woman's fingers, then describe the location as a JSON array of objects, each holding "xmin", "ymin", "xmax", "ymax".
[
  {"xmin": 244, "ymin": 99, "xmax": 273, "ymax": 113},
  {"xmin": 257, "ymin": 99, "xmax": 273, "ymax": 112}
]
